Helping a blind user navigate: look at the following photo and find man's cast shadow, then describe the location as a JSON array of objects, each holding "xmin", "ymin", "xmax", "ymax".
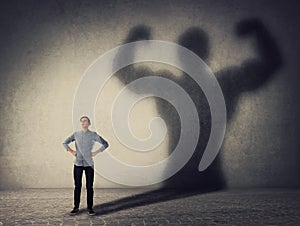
[{"xmin": 90, "ymin": 17, "xmax": 282, "ymax": 215}]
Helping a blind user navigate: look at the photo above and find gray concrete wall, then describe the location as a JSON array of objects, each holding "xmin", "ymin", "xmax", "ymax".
[{"xmin": 0, "ymin": 0, "xmax": 299, "ymax": 189}]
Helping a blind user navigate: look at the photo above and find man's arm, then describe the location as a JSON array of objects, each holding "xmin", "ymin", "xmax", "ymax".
[
  {"xmin": 63, "ymin": 133, "xmax": 76, "ymax": 156},
  {"xmin": 92, "ymin": 132, "xmax": 109, "ymax": 156}
]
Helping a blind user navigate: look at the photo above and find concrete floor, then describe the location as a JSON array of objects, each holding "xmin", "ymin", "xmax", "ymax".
[{"xmin": 0, "ymin": 188, "xmax": 299, "ymax": 225}]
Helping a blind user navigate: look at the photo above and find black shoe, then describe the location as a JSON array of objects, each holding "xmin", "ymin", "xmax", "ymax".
[
  {"xmin": 88, "ymin": 208, "xmax": 96, "ymax": 216},
  {"xmin": 69, "ymin": 207, "xmax": 79, "ymax": 215}
]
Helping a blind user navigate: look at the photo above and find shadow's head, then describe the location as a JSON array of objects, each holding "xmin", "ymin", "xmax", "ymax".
[{"xmin": 177, "ymin": 27, "xmax": 209, "ymax": 61}]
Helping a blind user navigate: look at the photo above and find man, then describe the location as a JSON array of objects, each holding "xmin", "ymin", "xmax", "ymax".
[{"xmin": 63, "ymin": 116, "xmax": 109, "ymax": 216}]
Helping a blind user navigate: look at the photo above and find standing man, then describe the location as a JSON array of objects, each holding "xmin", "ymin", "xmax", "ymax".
[{"xmin": 63, "ymin": 116, "xmax": 109, "ymax": 216}]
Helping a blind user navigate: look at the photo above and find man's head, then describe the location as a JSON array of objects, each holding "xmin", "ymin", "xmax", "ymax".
[{"xmin": 80, "ymin": 116, "xmax": 91, "ymax": 129}]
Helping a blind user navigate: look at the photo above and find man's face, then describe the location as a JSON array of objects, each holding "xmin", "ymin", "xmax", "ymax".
[{"xmin": 80, "ymin": 118, "xmax": 90, "ymax": 129}]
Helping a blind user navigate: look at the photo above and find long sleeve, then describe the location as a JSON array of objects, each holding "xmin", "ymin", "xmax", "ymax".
[
  {"xmin": 94, "ymin": 132, "xmax": 109, "ymax": 152},
  {"xmin": 63, "ymin": 133, "xmax": 75, "ymax": 151}
]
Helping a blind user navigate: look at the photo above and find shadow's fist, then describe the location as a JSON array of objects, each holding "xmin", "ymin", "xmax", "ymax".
[
  {"xmin": 125, "ymin": 25, "xmax": 152, "ymax": 42},
  {"xmin": 235, "ymin": 17, "xmax": 264, "ymax": 36}
]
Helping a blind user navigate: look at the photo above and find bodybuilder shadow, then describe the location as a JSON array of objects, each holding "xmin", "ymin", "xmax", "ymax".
[{"xmin": 93, "ymin": 18, "xmax": 282, "ymax": 214}]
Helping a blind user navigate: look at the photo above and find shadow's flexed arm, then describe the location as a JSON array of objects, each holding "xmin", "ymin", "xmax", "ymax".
[{"xmin": 217, "ymin": 17, "xmax": 283, "ymax": 119}]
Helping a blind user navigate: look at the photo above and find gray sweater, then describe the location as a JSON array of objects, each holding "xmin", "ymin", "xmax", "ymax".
[{"xmin": 63, "ymin": 129, "xmax": 109, "ymax": 167}]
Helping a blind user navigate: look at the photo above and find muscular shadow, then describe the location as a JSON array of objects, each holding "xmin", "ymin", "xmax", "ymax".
[
  {"xmin": 161, "ymin": 18, "xmax": 283, "ymax": 189},
  {"xmin": 93, "ymin": 18, "xmax": 283, "ymax": 214}
]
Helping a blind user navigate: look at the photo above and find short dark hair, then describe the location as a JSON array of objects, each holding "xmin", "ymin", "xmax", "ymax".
[{"xmin": 80, "ymin": 115, "xmax": 91, "ymax": 124}]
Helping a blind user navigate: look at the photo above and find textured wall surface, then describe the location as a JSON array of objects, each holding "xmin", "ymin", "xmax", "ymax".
[{"xmin": 0, "ymin": 0, "xmax": 299, "ymax": 189}]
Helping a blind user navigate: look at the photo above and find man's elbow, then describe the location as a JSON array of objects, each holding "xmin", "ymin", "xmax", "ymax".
[
  {"xmin": 102, "ymin": 141, "xmax": 109, "ymax": 150},
  {"xmin": 62, "ymin": 143, "xmax": 69, "ymax": 151}
]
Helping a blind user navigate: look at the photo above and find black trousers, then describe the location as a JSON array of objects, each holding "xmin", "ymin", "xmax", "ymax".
[{"xmin": 73, "ymin": 164, "xmax": 94, "ymax": 209}]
